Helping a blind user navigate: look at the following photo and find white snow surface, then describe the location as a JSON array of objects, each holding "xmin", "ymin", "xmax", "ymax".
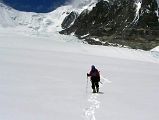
[
  {"xmin": 0, "ymin": 0, "xmax": 105, "ymax": 31},
  {"xmin": 0, "ymin": 26, "xmax": 159, "ymax": 120},
  {"xmin": 151, "ymin": 46, "xmax": 159, "ymax": 52},
  {"xmin": 0, "ymin": 1, "xmax": 99, "ymax": 32},
  {"xmin": 0, "ymin": 3, "xmax": 73, "ymax": 32},
  {"xmin": 68, "ymin": 0, "xmax": 98, "ymax": 13},
  {"xmin": 133, "ymin": 1, "xmax": 142, "ymax": 24},
  {"xmin": 151, "ymin": 46, "xmax": 159, "ymax": 59},
  {"xmin": 0, "ymin": 2, "xmax": 159, "ymax": 120}
]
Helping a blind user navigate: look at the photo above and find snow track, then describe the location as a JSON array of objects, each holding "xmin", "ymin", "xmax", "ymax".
[
  {"xmin": 0, "ymin": 29, "xmax": 159, "ymax": 120},
  {"xmin": 84, "ymin": 94, "xmax": 100, "ymax": 120},
  {"xmin": 83, "ymin": 76, "xmax": 110, "ymax": 120}
]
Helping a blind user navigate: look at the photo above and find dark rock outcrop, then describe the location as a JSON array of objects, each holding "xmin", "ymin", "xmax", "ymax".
[
  {"xmin": 60, "ymin": 0, "xmax": 159, "ymax": 50},
  {"xmin": 61, "ymin": 11, "xmax": 78, "ymax": 29}
]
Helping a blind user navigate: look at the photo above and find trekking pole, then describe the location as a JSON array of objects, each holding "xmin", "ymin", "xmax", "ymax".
[
  {"xmin": 99, "ymin": 81, "xmax": 103, "ymax": 84},
  {"xmin": 100, "ymin": 74, "xmax": 112, "ymax": 83},
  {"xmin": 86, "ymin": 76, "xmax": 88, "ymax": 94}
]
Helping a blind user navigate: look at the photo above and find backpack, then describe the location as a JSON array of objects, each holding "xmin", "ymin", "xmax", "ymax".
[{"xmin": 91, "ymin": 69, "xmax": 100, "ymax": 77}]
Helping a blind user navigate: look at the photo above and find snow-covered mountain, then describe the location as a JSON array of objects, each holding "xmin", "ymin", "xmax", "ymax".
[
  {"xmin": 0, "ymin": 1, "xmax": 159, "ymax": 120},
  {"xmin": 0, "ymin": 0, "xmax": 159, "ymax": 50},
  {"xmin": 0, "ymin": 12, "xmax": 159, "ymax": 120},
  {"xmin": 0, "ymin": 1, "xmax": 100, "ymax": 32},
  {"xmin": 0, "ymin": 2, "xmax": 74, "ymax": 32},
  {"xmin": 0, "ymin": 3, "xmax": 17, "ymax": 27},
  {"xmin": 60, "ymin": 0, "xmax": 159, "ymax": 50}
]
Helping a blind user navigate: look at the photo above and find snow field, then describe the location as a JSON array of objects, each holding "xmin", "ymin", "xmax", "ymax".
[
  {"xmin": 0, "ymin": 28, "xmax": 159, "ymax": 120},
  {"xmin": 0, "ymin": 14, "xmax": 159, "ymax": 120},
  {"xmin": 0, "ymin": 1, "xmax": 159, "ymax": 120}
]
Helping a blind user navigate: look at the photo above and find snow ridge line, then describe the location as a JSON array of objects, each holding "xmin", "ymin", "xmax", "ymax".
[{"xmin": 83, "ymin": 75, "xmax": 110, "ymax": 120}]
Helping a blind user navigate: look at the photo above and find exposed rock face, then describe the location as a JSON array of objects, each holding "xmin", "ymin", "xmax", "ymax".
[
  {"xmin": 137, "ymin": 0, "xmax": 159, "ymax": 29},
  {"xmin": 61, "ymin": 11, "xmax": 78, "ymax": 29},
  {"xmin": 60, "ymin": 0, "xmax": 159, "ymax": 50}
]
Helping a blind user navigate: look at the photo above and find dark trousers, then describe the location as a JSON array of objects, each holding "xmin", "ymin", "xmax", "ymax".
[
  {"xmin": 91, "ymin": 77, "xmax": 99, "ymax": 92},
  {"xmin": 91, "ymin": 81, "xmax": 99, "ymax": 90}
]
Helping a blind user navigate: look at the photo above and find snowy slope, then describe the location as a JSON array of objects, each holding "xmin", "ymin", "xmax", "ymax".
[
  {"xmin": 70, "ymin": 0, "xmax": 98, "ymax": 12},
  {"xmin": 0, "ymin": 1, "xmax": 99, "ymax": 32},
  {"xmin": 0, "ymin": 27, "xmax": 159, "ymax": 120},
  {"xmin": 151, "ymin": 46, "xmax": 159, "ymax": 59},
  {"xmin": 0, "ymin": 1, "xmax": 159, "ymax": 120},
  {"xmin": 151, "ymin": 46, "xmax": 159, "ymax": 52},
  {"xmin": 0, "ymin": 2, "xmax": 74, "ymax": 32},
  {"xmin": 0, "ymin": 3, "xmax": 17, "ymax": 27}
]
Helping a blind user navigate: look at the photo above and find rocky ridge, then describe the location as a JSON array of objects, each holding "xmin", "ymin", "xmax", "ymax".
[{"xmin": 60, "ymin": 0, "xmax": 159, "ymax": 50}]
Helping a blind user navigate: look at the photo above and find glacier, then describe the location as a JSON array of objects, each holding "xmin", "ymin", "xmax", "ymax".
[{"xmin": 0, "ymin": 2, "xmax": 159, "ymax": 120}]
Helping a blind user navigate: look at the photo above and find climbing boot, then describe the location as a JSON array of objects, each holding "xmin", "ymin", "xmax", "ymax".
[
  {"xmin": 93, "ymin": 89, "xmax": 96, "ymax": 93},
  {"xmin": 96, "ymin": 88, "xmax": 99, "ymax": 93}
]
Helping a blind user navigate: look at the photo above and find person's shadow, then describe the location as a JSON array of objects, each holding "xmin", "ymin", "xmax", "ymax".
[{"xmin": 98, "ymin": 92, "xmax": 104, "ymax": 94}]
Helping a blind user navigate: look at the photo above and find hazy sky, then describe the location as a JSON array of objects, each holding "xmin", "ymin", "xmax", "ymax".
[
  {"xmin": 1, "ymin": 0, "xmax": 159, "ymax": 13},
  {"xmin": 1, "ymin": 0, "xmax": 95, "ymax": 12},
  {"xmin": 1, "ymin": 0, "xmax": 67, "ymax": 12}
]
